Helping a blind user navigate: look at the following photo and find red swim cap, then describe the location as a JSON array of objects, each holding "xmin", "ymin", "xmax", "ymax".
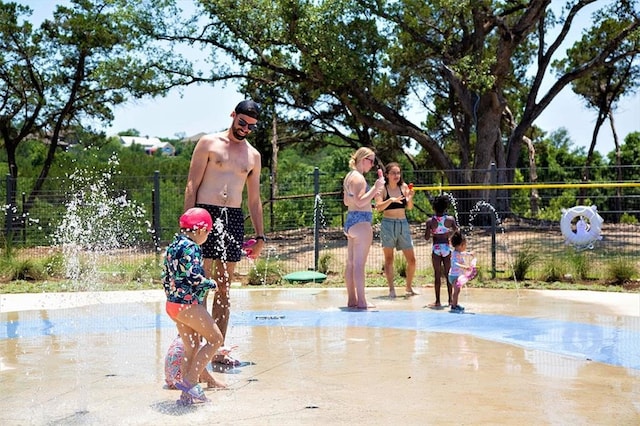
[{"xmin": 179, "ymin": 207, "xmax": 213, "ymax": 231}]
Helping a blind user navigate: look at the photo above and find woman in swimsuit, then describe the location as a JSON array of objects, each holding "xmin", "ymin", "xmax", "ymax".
[
  {"xmin": 343, "ymin": 147, "xmax": 385, "ymax": 309},
  {"xmin": 424, "ymin": 195, "xmax": 458, "ymax": 308},
  {"xmin": 375, "ymin": 162, "xmax": 417, "ymax": 298}
]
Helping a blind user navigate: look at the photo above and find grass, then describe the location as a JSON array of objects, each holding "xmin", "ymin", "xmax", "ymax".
[
  {"xmin": 1, "ymin": 248, "xmax": 639, "ymax": 294},
  {"xmin": 0, "ymin": 278, "xmax": 159, "ymax": 294},
  {"xmin": 1, "ymin": 272, "xmax": 637, "ymax": 294}
]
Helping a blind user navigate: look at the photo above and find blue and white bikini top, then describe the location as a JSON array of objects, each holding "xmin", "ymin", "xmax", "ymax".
[{"xmin": 343, "ymin": 170, "xmax": 370, "ymax": 198}]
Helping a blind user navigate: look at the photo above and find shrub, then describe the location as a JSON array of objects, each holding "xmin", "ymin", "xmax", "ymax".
[
  {"xmin": 540, "ymin": 258, "xmax": 566, "ymax": 282},
  {"xmin": 512, "ymin": 247, "xmax": 537, "ymax": 281},
  {"xmin": 394, "ymin": 256, "xmax": 408, "ymax": 278},
  {"xmin": 620, "ymin": 213, "xmax": 638, "ymax": 224},
  {"xmin": 247, "ymin": 258, "xmax": 284, "ymax": 285},
  {"xmin": 43, "ymin": 251, "xmax": 66, "ymax": 278},
  {"xmin": 0, "ymin": 258, "xmax": 46, "ymax": 281},
  {"xmin": 567, "ymin": 251, "xmax": 589, "ymax": 280},
  {"xmin": 606, "ymin": 257, "xmax": 637, "ymax": 285},
  {"xmin": 318, "ymin": 253, "xmax": 333, "ymax": 274}
]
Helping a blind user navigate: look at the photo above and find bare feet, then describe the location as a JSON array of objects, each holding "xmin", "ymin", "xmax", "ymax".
[
  {"xmin": 388, "ymin": 289, "xmax": 396, "ymax": 298},
  {"xmin": 356, "ymin": 304, "xmax": 376, "ymax": 309},
  {"xmin": 199, "ymin": 367, "xmax": 227, "ymax": 389},
  {"xmin": 205, "ymin": 377, "xmax": 228, "ymax": 389},
  {"xmin": 405, "ymin": 288, "xmax": 418, "ymax": 296}
]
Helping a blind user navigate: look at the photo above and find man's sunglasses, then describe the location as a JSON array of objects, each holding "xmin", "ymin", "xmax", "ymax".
[{"xmin": 238, "ymin": 117, "xmax": 257, "ymax": 131}]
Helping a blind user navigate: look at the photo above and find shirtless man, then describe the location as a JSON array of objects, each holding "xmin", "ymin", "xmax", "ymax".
[{"xmin": 184, "ymin": 100, "xmax": 265, "ymax": 365}]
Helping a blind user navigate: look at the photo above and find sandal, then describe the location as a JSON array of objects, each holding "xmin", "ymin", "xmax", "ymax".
[
  {"xmin": 177, "ymin": 391, "xmax": 194, "ymax": 406},
  {"xmin": 175, "ymin": 380, "xmax": 209, "ymax": 403}
]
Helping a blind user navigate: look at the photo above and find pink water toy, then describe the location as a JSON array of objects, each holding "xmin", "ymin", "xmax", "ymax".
[
  {"xmin": 242, "ymin": 239, "xmax": 257, "ymax": 258},
  {"xmin": 456, "ymin": 258, "xmax": 477, "ymax": 288}
]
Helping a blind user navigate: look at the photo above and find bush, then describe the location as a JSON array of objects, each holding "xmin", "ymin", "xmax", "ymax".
[
  {"xmin": 512, "ymin": 247, "xmax": 537, "ymax": 280},
  {"xmin": 0, "ymin": 257, "xmax": 46, "ymax": 281},
  {"xmin": 43, "ymin": 251, "xmax": 66, "ymax": 278},
  {"xmin": 318, "ymin": 253, "xmax": 333, "ymax": 274},
  {"xmin": 620, "ymin": 213, "xmax": 638, "ymax": 224},
  {"xmin": 606, "ymin": 257, "xmax": 637, "ymax": 285},
  {"xmin": 567, "ymin": 251, "xmax": 589, "ymax": 280},
  {"xmin": 394, "ymin": 256, "xmax": 408, "ymax": 278},
  {"xmin": 540, "ymin": 258, "xmax": 566, "ymax": 282},
  {"xmin": 247, "ymin": 258, "xmax": 284, "ymax": 285}
]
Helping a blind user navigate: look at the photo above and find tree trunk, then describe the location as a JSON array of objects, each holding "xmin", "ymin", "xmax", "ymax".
[
  {"xmin": 271, "ymin": 115, "xmax": 279, "ymax": 197},
  {"xmin": 609, "ymin": 111, "xmax": 622, "ymax": 222},
  {"xmin": 24, "ymin": 132, "xmax": 59, "ymax": 214},
  {"xmin": 522, "ymin": 136, "xmax": 539, "ymax": 216},
  {"xmin": 580, "ymin": 111, "xmax": 607, "ymax": 203}
]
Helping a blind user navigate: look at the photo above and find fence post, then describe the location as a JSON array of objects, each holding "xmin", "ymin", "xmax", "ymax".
[
  {"xmin": 152, "ymin": 170, "xmax": 161, "ymax": 250},
  {"xmin": 490, "ymin": 163, "xmax": 497, "ymax": 278},
  {"xmin": 21, "ymin": 192, "xmax": 26, "ymax": 244},
  {"xmin": 313, "ymin": 167, "xmax": 320, "ymax": 271},
  {"xmin": 269, "ymin": 170, "xmax": 275, "ymax": 234},
  {"xmin": 5, "ymin": 174, "xmax": 14, "ymax": 243}
]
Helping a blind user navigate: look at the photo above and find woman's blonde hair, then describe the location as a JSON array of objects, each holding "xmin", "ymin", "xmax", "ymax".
[{"xmin": 348, "ymin": 147, "xmax": 375, "ymax": 170}]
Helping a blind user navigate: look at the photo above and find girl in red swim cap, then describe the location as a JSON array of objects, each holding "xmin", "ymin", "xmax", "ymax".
[{"xmin": 162, "ymin": 207, "xmax": 225, "ymax": 405}]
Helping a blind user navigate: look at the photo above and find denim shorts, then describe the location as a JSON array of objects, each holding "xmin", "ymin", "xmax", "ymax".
[{"xmin": 380, "ymin": 217, "xmax": 413, "ymax": 250}]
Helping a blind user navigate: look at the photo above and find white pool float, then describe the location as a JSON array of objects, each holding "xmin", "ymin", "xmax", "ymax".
[{"xmin": 560, "ymin": 205, "xmax": 604, "ymax": 249}]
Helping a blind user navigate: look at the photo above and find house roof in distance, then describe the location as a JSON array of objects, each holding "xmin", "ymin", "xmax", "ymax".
[
  {"xmin": 181, "ymin": 132, "xmax": 207, "ymax": 143},
  {"xmin": 119, "ymin": 135, "xmax": 175, "ymax": 155}
]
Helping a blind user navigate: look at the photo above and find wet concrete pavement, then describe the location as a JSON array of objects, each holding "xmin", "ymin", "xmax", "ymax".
[{"xmin": 0, "ymin": 287, "xmax": 639, "ymax": 425}]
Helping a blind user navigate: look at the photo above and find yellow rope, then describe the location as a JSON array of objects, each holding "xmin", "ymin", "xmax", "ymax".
[{"xmin": 411, "ymin": 182, "xmax": 640, "ymax": 191}]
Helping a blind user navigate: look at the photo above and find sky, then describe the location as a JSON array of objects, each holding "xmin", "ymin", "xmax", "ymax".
[{"xmin": 18, "ymin": 1, "xmax": 640, "ymax": 156}]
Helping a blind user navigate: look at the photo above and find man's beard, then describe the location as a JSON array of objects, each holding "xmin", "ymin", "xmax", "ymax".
[{"xmin": 232, "ymin": 128, "xmax": 247, "ymax": 140}]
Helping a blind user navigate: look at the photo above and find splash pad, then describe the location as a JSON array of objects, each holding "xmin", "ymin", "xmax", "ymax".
[{"xmin": 1, "ymin": 288, "xmax": 639, "ymax": 424}]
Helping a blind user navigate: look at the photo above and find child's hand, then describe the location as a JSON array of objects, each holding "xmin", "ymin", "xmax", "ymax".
[{"xmin": 204, "ymin": 278, "xmax": 217, "ymax": 290}]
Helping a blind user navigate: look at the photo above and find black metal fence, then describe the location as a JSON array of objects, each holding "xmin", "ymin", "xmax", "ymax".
[{"xmin": 2, "ymin": 164, "xmax": 640, "ymax": 282}]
